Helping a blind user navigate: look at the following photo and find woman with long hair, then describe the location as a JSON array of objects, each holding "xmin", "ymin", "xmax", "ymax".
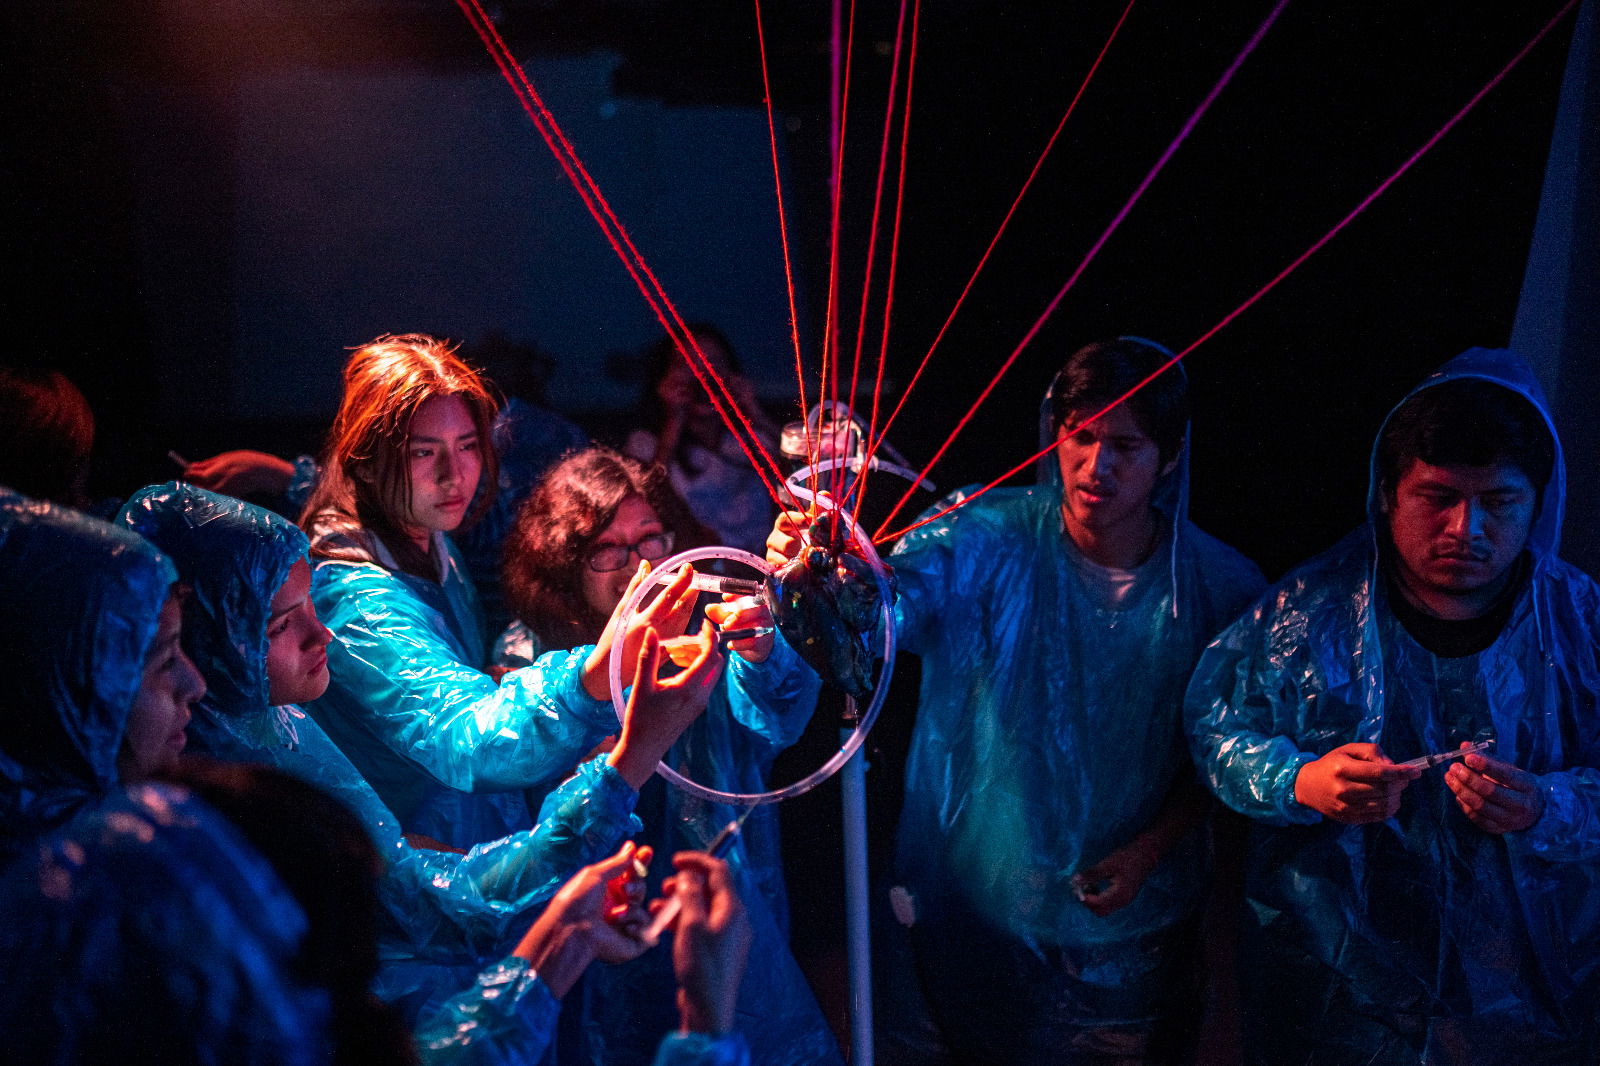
[
  {"xmin": 298, "ymin": 334, "xmax": 698, "ymax": 849},
  {"xmin": 499, "ymin": 446, "xmax": 842, "ymax": 1066}
]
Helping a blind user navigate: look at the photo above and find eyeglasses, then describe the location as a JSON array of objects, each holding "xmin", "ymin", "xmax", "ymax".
[{"xmin": 587, "ymin": 531, "xmax": 676, "ymax": 573}]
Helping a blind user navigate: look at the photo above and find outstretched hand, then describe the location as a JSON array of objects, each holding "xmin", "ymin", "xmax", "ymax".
[
  {"xmin": 583, "ymin": 562, "xmax": 699, "ymax": 700},
  {"xmin": 703, "ymin": 595, "xmax": 775, "ymax": 664},
  {"xmin": 607, "ymin": 625, "xmax": 725, "ymax": 789},
  {"xmin": 182, "ymin": 450, "xmax": 296, "ymax": 497},
  {"xmin": 513, "ymin": 842, "xmax": 656, "ymax": 998},
  {"xmin": 766, "ymin": 496, "xmax": 837, "ymax": 570},
  {"xmin": 655, "ymin": 851, "xmax": 751, "ymax": 1036}
]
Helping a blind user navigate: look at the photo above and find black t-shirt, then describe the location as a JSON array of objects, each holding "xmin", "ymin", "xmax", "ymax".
[{"xmin": 1384, "ymin": 551, "xmax": 1531, "ymax": 658}]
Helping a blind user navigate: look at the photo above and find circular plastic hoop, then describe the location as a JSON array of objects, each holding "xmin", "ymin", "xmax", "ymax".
[{"xmin": 607, "ymin": 491, "xmax": 897, "ymax": 806}]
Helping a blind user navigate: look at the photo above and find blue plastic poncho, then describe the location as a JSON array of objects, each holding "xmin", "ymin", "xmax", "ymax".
[
  {"xmin": 0, "ymin": 488, "xmax": 177, "ymax": 865},
  {"xmin": 0, "ymin": 781, "xmax": 330, "ymax": 1065},
  {"xmin": 118, "ymin": 483, "xmax": 643, "ymax": 1064},
  {"xmin": 1185, "ymin": 348, "xmax": 1600, "ymax": 1062},
  {"xmin": 304, "ymin": 518, "xmax": 617, "ymax": 849},
  {"xmin": 286, "ymin": 398, "xmax": 588, "ymax": 638},
  {"xmin": 884, "ymin": 375, "xmax": 1264, "ymax": 1045},
  {"xmin": 497, "ymin": 623, "xmax": 839, "ymax": 1066}
]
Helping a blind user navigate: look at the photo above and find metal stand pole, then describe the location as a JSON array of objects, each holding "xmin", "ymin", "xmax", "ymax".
[{"xmin": 841, "ymin": 716, "xmax": 873, "ymax": 1065}]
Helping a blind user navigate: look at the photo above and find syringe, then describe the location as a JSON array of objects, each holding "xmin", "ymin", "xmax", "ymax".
[
  {"xmin": 639, "ymin": 816, "xmax": 746, "ymax": 948},
  {"xmin": 1396, "ymin": 738, "xmax": 1495, "ymax": 771},
  {"xmin": 687, "ymin": 573, "xmax": 765, "ymax": 598}
]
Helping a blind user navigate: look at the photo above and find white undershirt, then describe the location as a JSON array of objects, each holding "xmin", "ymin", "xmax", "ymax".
[{"xmin": 1068, "ymin": 549, "xmax": 1145, "ymax": 610}]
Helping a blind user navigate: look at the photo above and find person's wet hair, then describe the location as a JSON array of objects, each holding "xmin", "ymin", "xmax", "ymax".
[
  {"xmin": 1378, "ymin": 378, "xmax": 1554, "ymax": 504},
  {"xmin": 1048, "ymin": 338, "xmax": 1188, "ymax": 465}
]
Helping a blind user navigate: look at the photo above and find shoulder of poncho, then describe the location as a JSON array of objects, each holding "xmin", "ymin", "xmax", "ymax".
[
  {"xmin": 1179, "ymin": 521, "xmax": 1266, "ymax": 587},
  {"xmin": 306, "ymin": 555, "xmax": 432, "ymax": 631},
  {"xmin": 900, "ymin": 486, "xmax": 1045, "ymax": 544},
  {"xmin": 1204, "ymin": 529, "xmax": 1367, "ymax": 653},
  {"xmin": 310, "ymin": 554, "xmax": 401, "ymax": 590},
  {"xmin": 1532, "ymin": 553, "xmax": 1600, "ymax": 621},
  {"xmin": 1246, "ymin": 530, "xmax": 1370, "ymax": 639}
]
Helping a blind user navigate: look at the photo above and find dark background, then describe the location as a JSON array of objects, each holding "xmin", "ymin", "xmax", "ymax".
[
  {"xmin": 6, "ymin": 0, "xmax": 1594, "ymax": 1045},
  {"xmin": 5, "ymin": 0, "xmax": 1587, "ymax": 576}
]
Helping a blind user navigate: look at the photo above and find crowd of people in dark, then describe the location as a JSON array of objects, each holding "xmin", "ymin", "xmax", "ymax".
[{"xmin": 2, "ymin": 326, "xmax": 1598, "ymax": 1066}]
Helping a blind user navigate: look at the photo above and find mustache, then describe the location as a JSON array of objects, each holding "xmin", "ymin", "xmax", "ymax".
[{"xmin": 1433, "ymin": 542, "xmax": 1491, "ymax": 562}]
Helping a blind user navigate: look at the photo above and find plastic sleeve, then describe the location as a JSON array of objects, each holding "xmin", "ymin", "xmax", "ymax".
[
  {"xmin": 318, "ymin": 567, "xmax": 615, "ymax": 792},
  {"xmin": 413, "ymin": 956, "xmax": 561, "ymax": 1066},
  {"xmin": 1517, "ymin": 768, "xmax": 1600, "ymax": 862},
  {"xmin": 383, "ymin": 757, "xmax": 640, "ymax": 961},
  {"xmin": 1185, "ymin": 626, "xmax": 1323, "ymax": 826},
  {"xmin": 650, "ymin": 1031, "xmax": 752, "ymax": 1066},
  {"xmin": 723, "ymin": 631, "xmax": 822, "ymax": 754}
]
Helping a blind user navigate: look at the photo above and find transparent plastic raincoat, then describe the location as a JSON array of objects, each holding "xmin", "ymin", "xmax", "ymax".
[
  {"xmin": 0, "ymin": 490, "xmax": 329, "ymax": 1063},
  {"xmin": 304, "ymin": 519, "xmax": 617, "ymax": 849},
  {"xmin": 285, "ymin": 397, "xmax": 588, "ymax": 636},
  {"xmin": 0, "ymin": 489, "xmax": 178, "ymax": 865},
  {"xmin": 496, "ymin": 623, "xmax": 839, "ymax": 1066},
  {"xmin": 885, "ymin": 372, "xmax": 1264, "ymax": 1047},
  {"xmin": 118, "ymin": 483, "xmax": 643, "ymax": 1063},
  {"xmin": 1185, "ymin": 349, "xmax": 1600, "ymax": 1062},
  {"xmin": 0, "ymin": 782, "xmax": 330, "ymax": 1066}
]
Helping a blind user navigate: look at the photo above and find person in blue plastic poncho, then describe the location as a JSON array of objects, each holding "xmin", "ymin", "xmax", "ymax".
[
  {"xmin": 296, "ymin": 335, "xmax": 700, "ymax": 849},
  {"xmin": 498, "ymin": 446, "xmax": 838, "ymax": 1066},
  {"xmin": 0, "ymin": 781, "xmax": 337, "ymax": 1066},
  {"xmin": 0, "ymin": 490, "xmax": 329, "ymax": 1064},
  {"xmin": 771, "ymin": 338, "xmax": 1266, "ymax": 1064},
  {"xmin": 0, "ymin": 488, "xmax": 206, "ymax": 866},
  {"xmin": 163, "ymin": 756, "xmax": 755, "ymax": 1066},
  {"xmin": 1186, "ymin": 348, "xmax": 1600, "ymax": 1064},
  {"xmin": 117, "ymin": 481, "xmax": 732, "ymax": 1064},
  {"xmin": 183, "ymin": 389, "xmax": 586, "ymax": 637}
]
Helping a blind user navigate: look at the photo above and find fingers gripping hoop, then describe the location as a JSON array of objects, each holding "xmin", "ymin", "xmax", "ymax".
[{"xmin": 607, "ymin": 491, "xmax": 897, "ymax": 807}]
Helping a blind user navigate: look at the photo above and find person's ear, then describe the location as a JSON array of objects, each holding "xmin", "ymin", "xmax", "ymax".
[{"xmin": 1160, "ymin": 437, "xmax": 1185, "ymax": 479}]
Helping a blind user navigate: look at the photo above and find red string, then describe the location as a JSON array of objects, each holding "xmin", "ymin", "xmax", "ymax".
[
  {"xmin": 752, "ymin": 0, "xmax": 811, "ymax": 491},
  {"xmin": 874, "ymin": 0, "xmax": 1291, "ymax": 541},
  {"xmin": 454, "ymin": 0, "xmax": 792, "ymax": 509},
  {"xmin": 875, "ymin": 0, "xmax": 1580, "ymax": 545},
  {"xmin": 459, "ymin": 1, "xmax": 780, "ymax": 497},
  {"xmin": 859, "ymin": 0, "xmax": 1139, "ymax": 478},
  {"xmin": 850, "ymin": 0, "xmax": 922, "ymax": 528},
  {"xmin": 843, "ymin": 0, "xmax": 913, "ymax": 501},
  {"xmin": 822, "ymin": 0, "xmax": 860, "ymax": 538}
]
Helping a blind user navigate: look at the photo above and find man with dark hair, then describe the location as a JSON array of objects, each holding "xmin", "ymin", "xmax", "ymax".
[
  {"xmin": 1187, "ymin": 348, "xmax": 1600, "ymax": 1063},
  {"xmin": 770, "ymin": 337, "xmax": 1265, "ymax": 1064}
]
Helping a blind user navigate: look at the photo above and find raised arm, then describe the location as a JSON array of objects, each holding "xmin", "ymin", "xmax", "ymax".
[{"xmin": 311, "ymin": 562, "xmax": 696, "ymax": 794}]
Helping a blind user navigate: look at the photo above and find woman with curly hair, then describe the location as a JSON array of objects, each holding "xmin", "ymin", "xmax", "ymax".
[{"xmin": 499, "ymin": 445, "xmax": 842, "ymax": 1066}]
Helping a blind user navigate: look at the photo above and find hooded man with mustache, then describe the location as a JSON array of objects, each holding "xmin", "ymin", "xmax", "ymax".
[{"xmin": 1187, "ymin": 348, "xmax": 1600, "ymax": 1063}]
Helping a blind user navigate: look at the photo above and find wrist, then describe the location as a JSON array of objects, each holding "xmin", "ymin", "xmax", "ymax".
[
  {"xmin": 581, "ymin": 650, "xmax": 610, "ymax": 700},
  {"xmin": 678, "ymin": 991, "xmax": 735, "ymax": 1037},
  {"xmin": 1291, "ymin": 760, "xmax": 1320, "ymax": 812},
  {"xmin": 518, "ymin": 920, "xmax": 597, "ymax": 1000},
  {"xmin": 606, "ymin": 730, "xmax": 660, "ymax": 791}
]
